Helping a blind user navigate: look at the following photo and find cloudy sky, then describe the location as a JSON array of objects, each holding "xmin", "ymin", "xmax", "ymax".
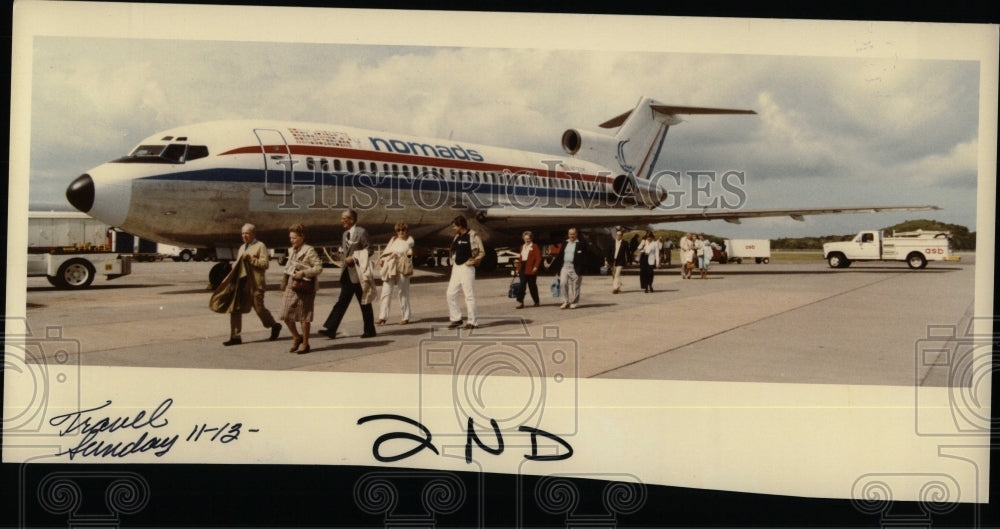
[{"xmin": 18, "ymin": 7, "xmax": 992, "ymax": 239}]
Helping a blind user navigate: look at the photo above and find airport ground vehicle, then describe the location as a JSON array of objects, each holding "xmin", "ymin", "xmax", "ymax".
[
  {"xmin": 27, "ymin": 211, "xmax": 132, "ymax": 289},
  {"xmin": 495, "ymin": 248, "xmax": 520, "ymax": 269},
  {"xmin": 707, "ymin": 243, "xmax": 728, "ymax": 264},
  {"xmin": 112, "ymin": 230, "xmax": 163, "ymax": 262},
  {"xmin": 823, "ymin": 229, "xmax": 958, "ymax": 269},
  {"xmin": 724, "ymin": 239, "xmax": 771, "ymax": 264},
  {"xmin": 159, "ymin": 244, "xmax": 213, "ymax": 262},
  {"xmin": 416, "ymin": 248, "xmax": 450, "ymax": 268}
]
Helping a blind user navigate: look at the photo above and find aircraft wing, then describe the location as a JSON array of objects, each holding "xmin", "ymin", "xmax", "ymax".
[{"xmin": 478, "ymin": 205, "xmax": 941, "ymax": 230}]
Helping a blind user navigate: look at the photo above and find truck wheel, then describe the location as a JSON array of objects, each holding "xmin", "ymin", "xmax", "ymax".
[
  {"xmin": 907, "ymin": 252, "xmax": 927, "ymax": 269},
  {"xmin": 178, "ymin": 249, "xmax": 193, "ymax": 262},
  {"xmin": 827, "ymin": 253, "xmax": 847, "ymax": 269},
  {"xmin": 762, "ymin": 258, "xmax": 770, "ymax": 264},
  {"xmin": 55, "ymin": 258, "xmax": 96, "ymax": 289}
]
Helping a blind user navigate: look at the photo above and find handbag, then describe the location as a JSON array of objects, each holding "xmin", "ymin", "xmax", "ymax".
[
  {"xmin": 291, "ymin": 277, "xmax": 314, "ymax": 294},
  {"xmin": 399, "ymin": 254, "xmax": 414, "ymax": 276},
  {"xmin": 550, "ymin": 277, "xmax": 561, "ymax": 298},
  {"xmin": 507, "ymin": 277, "xmax": 524, "ymax": 299}
]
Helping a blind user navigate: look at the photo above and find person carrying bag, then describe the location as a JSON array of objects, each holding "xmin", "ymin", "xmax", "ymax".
[{"xmin": 376, "ymin": 222, "xmax": 415, "ymax": 325}]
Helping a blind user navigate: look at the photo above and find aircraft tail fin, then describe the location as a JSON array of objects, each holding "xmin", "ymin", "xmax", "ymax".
[
  {"xmin": 560, "ymin": 97, "xmax": 755, "ymax": 207},
  {"xmin": 607, "ymin": 98, "xmax": 756, "ymax": 180}
]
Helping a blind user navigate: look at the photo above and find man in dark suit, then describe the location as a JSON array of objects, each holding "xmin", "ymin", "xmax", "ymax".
[
  {"xmin": 604, "ymin": 228, "xmax": 630, "ymax": 294},
  {"xmin": 549, "ymin": 227, "xmax": 591, "ymax": 309},
  {"xmin": 322, "ymin": 209, "xmax": 376, "ymax": 339}
]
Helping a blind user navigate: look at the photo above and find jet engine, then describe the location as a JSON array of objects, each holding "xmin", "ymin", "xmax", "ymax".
[
  {"xmin": 612, "ymin": 174, "xmax": 668, "ymax": 209},
  {"xmin": 561, "ymin": 129, "xmax": 618, "ymax": 163},
  {"xmin": 562, "ymin": 128, "xmax": 667, "ymax": 208}
]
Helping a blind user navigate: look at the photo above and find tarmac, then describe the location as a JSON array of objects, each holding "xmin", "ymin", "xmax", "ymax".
[{"xmin": 20, "ymin": 253, "xmax": 977, "ymax": 387}]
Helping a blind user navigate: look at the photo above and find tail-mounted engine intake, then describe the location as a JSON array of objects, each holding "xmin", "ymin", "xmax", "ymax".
[
  {"xmin": 563, "ymin": 128, "xmax": 666, "ymax": 208},
  {"xmin": 612, "ymin": 173, "xmax": 667, "ymax": 209},
  {"xmin": 562, "ymin": 129, "xmax": 618, "ymax": 162}
]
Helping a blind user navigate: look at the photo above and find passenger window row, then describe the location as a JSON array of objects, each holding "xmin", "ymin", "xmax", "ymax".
[{"xmin": 301, "ymin": 156, "xmax": 603, "ymax": 193}]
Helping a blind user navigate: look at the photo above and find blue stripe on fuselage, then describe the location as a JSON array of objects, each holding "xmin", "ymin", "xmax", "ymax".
[{"xmin": 139, "ymin": 168, "xmax": 612, "ymax": 202}]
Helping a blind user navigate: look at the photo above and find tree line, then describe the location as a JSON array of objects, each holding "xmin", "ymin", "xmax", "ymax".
[
  {"xmin": 772, "ymin": 219, "xmax": 975, "ymax": 251},
  {"xmin": 624, "ymin": 219, "xmax": 975, "ymax": 251}
]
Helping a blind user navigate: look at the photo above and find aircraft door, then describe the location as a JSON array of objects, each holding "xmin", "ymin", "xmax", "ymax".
[{"xmin": 254, "ymin": 128, "xmax": 294, "ymax": 196}]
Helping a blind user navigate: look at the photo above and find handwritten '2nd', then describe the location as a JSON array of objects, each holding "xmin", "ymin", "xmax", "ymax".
[{"xmin": 358, "ymin": 414, "xmax": 573, "ymax": 463}]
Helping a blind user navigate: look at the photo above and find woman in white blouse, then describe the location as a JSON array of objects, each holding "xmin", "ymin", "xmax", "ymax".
[
  {"xmin": 635, "ymin": 231, "xmax": 661, "ymax": 293},
  {"xmin": 376, "ymin": 222, "xmax": 415, "ymax": 325}
]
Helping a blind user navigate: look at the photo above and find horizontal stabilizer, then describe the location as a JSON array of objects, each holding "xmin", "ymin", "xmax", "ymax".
[{"xmin": 600, "ymin": 104, "xmax": 757, "ymax": 128}]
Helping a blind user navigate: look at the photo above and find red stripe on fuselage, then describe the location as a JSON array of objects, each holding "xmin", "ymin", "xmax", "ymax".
[{"xmin": 218, "ymin": 144, "xmax": 612, "ymax": 183}]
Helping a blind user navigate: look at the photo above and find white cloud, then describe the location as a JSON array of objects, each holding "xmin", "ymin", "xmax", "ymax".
[
  {"xmin": 25, "ymin": 35, "xmax": 983, "ymax": 236},
  {"xmin": 901, "ymin": 137, "xmax": 978, "ymax": 187}
]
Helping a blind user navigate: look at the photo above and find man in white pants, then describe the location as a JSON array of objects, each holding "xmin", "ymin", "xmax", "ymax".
[
  {"xmin": 550, "ymin": 228, "xmax": 589, "ymax": 309},
  {"xmin": 445, "ymin": 215, "xmax": 484, "ymax": 329}
]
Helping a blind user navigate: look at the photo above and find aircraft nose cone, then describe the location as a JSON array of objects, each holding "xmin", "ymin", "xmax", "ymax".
[{"xmin": 66, "ymin": 173, "xmax": 94, "ymax": 212}]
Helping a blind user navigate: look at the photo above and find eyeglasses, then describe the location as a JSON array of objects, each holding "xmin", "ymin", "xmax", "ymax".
[{"xmin": 396, "ymin": 229, "xmax": 407, "ymax": 232}]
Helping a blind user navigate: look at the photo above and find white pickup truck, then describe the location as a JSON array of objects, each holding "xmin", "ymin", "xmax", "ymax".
[{"xmin": 823, "ymin": 229, "xmax": 959, "ymax": 269}]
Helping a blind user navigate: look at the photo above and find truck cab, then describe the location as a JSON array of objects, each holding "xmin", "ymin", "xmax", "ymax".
[{"xmin": 850, "ymin": 230, "xmax": 882, "ymax": 260}]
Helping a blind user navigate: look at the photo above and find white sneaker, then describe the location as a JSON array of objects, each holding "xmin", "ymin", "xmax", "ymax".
[
  {"xmin": 560, "ymin": 302, "xmax": 569, "ymax": 309},
  {"xmin": 569, "ymin": 304, "xmax": 577, "ymax": 309}
]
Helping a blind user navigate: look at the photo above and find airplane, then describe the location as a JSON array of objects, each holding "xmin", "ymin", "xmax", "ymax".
[{"xmin": 65, "ymin": 96, "xmax": 937, "ymax": 285}]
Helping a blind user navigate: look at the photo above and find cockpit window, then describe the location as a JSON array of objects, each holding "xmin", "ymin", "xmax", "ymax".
[
  {"xmin": 130, "ymin": 145, "xmax": 168, "ymax": 157},
  {"xmin": 161, "ymin": 144, "xmax": 186, "ymax": 162},
  {"xmin": 113, "ymin": 143, "xmax": 209, "ymax": 164},
  {"xmin": 187, "ymin": 145, "xmax": 209, "ymax": 161}
]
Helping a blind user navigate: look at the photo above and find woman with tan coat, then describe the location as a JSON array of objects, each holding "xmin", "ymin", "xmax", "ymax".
[{"xmin": 280, "ymin": 223, "xmax": 323, "ymax": 354}]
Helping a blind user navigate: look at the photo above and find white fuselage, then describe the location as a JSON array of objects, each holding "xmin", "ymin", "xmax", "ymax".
[
  {"xmin": 72, "ymin": 120, "xmax": 621, "ymax": 250},
  {"xmin": 68, "ymin": 99, "xmax": 930, "ymax": 255}
]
